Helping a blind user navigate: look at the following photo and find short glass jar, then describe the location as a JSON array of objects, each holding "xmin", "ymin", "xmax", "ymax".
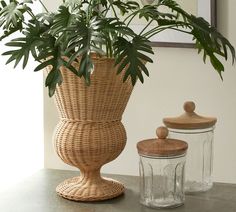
[
  {"xmin": 163, "ymin": 101, "xmax": 217, "ymax": 193},
  {"xmin": 137, "ymin": 127, "xmax": 188, "ymax": 209}
]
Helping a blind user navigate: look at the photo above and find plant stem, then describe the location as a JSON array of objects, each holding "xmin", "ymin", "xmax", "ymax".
[
  {"xmin": 38, "ymin": 0, "xmax": 49, "ymax": 12},
  {"xmin": 124, "ymin": 11, "xmax": 139, "ymax": 24},
  {"xmin": 102, "ymin": 5, "xmax": 111, "ymax": 17},
  {"xmin": 127, "ymin": 13, "xmax": 138, "ymax": 26},
  {"xmin": 27, "ymin": 10, "xmax": 36, "ymax": 19},
  {"xmin": 108, "ymin": 0, "xmax": 118, "ymax": 19},
  {"xmin": 146, "ymin": 27, "xmax": 192, "ymax": 39},
  {"xmin": 87, "ymin": 0, "xmax": 93, "ymax": 23},
  {"xmin": 139, "ymin": 20, "xmax": 154, "ymax": 36},
  {"xmin": 143, "ymin": 22, "xmax": 191, "ymax": 37},
  {"xmin": 142, "ymin": 26, "xmax": 161, "ymax": 37}
]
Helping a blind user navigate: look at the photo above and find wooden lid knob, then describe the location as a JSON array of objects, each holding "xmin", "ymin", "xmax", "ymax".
[
  {"xmin": 137, "ymin": 126, "xmax": 188, "ymax": 157},
  {"xmin": 184, "ymin": 101, "xmax": 195, "ymax": 113},
  {"xmin": 163, "ymin": 101, "xmax": 217, "ymax": 129},
  {"xmin": 156, "ymin": 127, "xmax": 168, "ymax": 139}
]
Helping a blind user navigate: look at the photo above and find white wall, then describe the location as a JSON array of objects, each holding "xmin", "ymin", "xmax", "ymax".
[
  {"xmin": 0, "ymin": 2, "xmax": 43, "ymax": 190},
  {"xmin": 44, "ymin": 0, "xmax": 236, "ymax": 183}
]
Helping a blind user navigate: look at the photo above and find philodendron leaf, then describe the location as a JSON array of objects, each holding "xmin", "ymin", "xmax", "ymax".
[
  {"xmin": 189, "ymin": 16, "xmax": 235, "ymax": 77},
  {"xmin": 45, "ymin": 68, "xmax": 63, "ymax": 97},
  {"xmin": 36, "ymin": 12, "xmax": 55, "ymax": 24},
  {"xmin": 34, "ymin": 45, "xmax": 65, "ymax": 97},
  {"xmin": 156, "ymin": 1, "xmax": 236, "ymax": 78},
  {"xmin": 50, "ymin": 5, "xmax": 78, "ymax": 49},
  {"xmin": 0, "ymin": 1, "xmax": 27, "ymax": 30},
  {"xmin": 34, "ymin": 40, "xmax": 79, "ymax": 97},
  {"xmin": 50, "ymin": 6, "xmax": 75, "ymax": 36},
  {"xmin": 114, "ymin": 36, "xmax": 154, "ymax": 85},
  {"xmin": 2, "ymin": 21, "xmax": 43, "ymax": 69},
  {"xmin": 63, "ymin": 0, "xmax": 82, "ymax": 9},
  {"xmin": 0, "ymin": 21, "xmax": 23, "ymax": 41},
  {"xmin": 66, "ymin": 16, "xmax": 105, "ymax": 83}
]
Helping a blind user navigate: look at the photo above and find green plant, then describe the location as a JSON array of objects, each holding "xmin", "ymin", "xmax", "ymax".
[{"xmin": 0, "ymin": 0, "xmax": 235, "ymax": 96}]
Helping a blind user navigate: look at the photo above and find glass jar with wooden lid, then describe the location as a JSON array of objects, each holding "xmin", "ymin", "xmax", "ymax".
[
  {"xmin": 137, "ymin": 127, "xmax": 188, "ymax": 209},
  {"xmin": 163, "ymin": 101, "xmax": 217, "ymax": 193}
]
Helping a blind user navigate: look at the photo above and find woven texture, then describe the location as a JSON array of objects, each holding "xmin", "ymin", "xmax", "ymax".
[
  {"xmin": 50, "ymin": 57, "xmax": 133, "ymax": 201},
  {"xmin": 56, "ymin": 176, "xmax": 124, "ymax": 201}
]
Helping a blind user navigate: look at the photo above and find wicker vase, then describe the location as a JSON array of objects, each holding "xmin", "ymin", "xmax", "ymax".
[{"xmin": 51, "ymin": 57, "xmax": 133, "ymax": 201}]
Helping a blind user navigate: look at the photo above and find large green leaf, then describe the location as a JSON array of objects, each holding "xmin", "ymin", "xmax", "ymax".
[
  {"xmin": 63, "ymin": 0, "xmax": 82, "ymax": 9},
  {"xmin": 0, "ymin": 1, "xmax": 27, "ymax": 30},
  {"xmin": 138, "ymin": 5, "xmax": 174, "ymax": 21},
  {"xmin": 158, "ymin": 2, "xmax": 235, "ymax": 77},
  {"xmin": 34, "ymin": 43, "xmax": 78, "ymax": 97},
  {"xmin": 36, "ymin": 12, "xmax": 56, "ymax": 26},
  {"xmin": 2, "ymin": 21, "xmax": 44, "ymax": 68},
  {"xmin": 50, "ymin": 6, "xmax": 76, "ymax": 36},
  {"xmin": 99, "ymin": 17, "xmax": 135, "ymax": 57},
  {"xmin": 66, "ymin": 17, "xmax": 105, "ymax": 84},
  {"xmin": 0, "ymin": 21, "xmax": 22, "ymax": 41},
  {"xmin": 33, "ymin": 34, "xmax": 79, "ymax": 97},
  {"xmin": 100, "ymin": 18, "xmax": 134, "ymax": 36},
  {"xmin": 49, "ymin": 5, "xmax": 78, "ymax": 49},
  {"xmin": 113, "ymin": 36, "xmax": 154, "ymax": 85},
  {"xmin": 113, "ymin": 0, "xmax": 140, "ymax": 15},
  {"xmin": 35, "ymin": 44, "xmax": 64, "ymax": 97},
  {"xmin": 133, "ymin": 0, "xmax": 235, "ymax": 78}
]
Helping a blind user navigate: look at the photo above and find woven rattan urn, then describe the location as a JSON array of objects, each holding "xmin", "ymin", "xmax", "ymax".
[{"xmin": 49, "ymin": 56, "xmax": 133, "ymax": 201}]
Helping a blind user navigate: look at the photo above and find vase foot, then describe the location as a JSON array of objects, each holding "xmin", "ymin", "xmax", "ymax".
[{"xmin": 56, "ymin": 176, "xmax": 125, "ymax": 201}]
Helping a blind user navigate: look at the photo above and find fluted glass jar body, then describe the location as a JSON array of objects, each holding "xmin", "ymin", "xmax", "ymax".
[
  {"xmin": 168, "ymin": 127, "xmax": 214, "ymax": 193},
  {"xmin": 139, "ymin": 154, "xmax": 186, "ymax": 209}
]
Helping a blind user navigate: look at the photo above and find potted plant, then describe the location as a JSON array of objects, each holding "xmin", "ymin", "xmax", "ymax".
[{"xmin": 0, "ymin": 0, "xmax": 235, "ymax": 201}]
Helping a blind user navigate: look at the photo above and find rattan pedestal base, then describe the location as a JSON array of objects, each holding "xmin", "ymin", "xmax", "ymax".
[{"xmin": 56, "ymin": 176, "xmax": 125, "ymax": 201}]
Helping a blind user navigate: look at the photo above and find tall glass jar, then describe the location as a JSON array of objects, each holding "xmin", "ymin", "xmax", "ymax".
[
  {"xmin": 163, "ymin": 101, "xmax": 217, "ymax": 193},
  {"xmin": 137, "ymin": 127, "xmax": 188, "ymax": 209}
]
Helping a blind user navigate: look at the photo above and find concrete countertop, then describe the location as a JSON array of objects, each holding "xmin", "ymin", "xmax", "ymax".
[{"xmin": 0, "ymin": 169, "xmax": 236, "ymax": 212}]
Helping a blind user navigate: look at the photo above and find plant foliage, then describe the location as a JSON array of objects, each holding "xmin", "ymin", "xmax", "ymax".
[{"xmin": 0, "ymin": 0, "xmax": 235, "ymax": 96}]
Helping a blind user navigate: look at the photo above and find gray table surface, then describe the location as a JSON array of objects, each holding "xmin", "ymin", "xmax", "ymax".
[{"xmin": 0, "ymin": 169, "xmax": 236, "ymax": 212}]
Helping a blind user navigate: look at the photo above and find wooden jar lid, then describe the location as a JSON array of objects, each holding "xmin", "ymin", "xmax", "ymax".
[
  {"xmin": 137, "ymin": 127, "xmax": 188, "ymax": 157},
  {"xmin": 163, "ymin": 101, "xmax": 217, "ymax": 130}
]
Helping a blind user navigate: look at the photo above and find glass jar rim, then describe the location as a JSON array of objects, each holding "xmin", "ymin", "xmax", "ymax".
[
  {"xmin": 139, "ymin": 153, "xmax": 186, "ymax": 160},
  {"xmin": 167, "ymin": 126, "xmax": 215, "ymax": 134}
]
